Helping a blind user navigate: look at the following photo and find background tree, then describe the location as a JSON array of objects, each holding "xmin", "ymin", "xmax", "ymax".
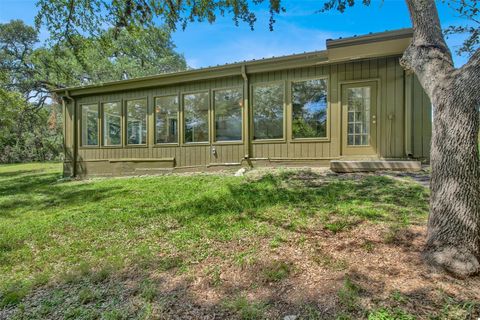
[
  {"xmin": 0, "ymin": 19, "xmax": 187, "ymax": 163},
  {"xmin": 33, "ymin": 25, "xmax": 187, "ymax": 88},
  {"xmin": 0, "ymin": 20, "xmax": 45, "ymax": 108}
]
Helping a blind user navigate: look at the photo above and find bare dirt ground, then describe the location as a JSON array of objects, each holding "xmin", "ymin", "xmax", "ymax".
[
  {"xmin": 14, "ymin": 221, "xmax": 478, "ymax": 319},
  {"xmin": 141, "ymin": 224, "xmax": 479, "ymax": 319}
]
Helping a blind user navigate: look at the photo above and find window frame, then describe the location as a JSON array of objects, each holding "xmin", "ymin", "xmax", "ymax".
[
  {"xmin": 101, "ymin": 100, "xmax": 123, "ymax": 148},
  {"xmin": 250, "ymin": 80, "xmax": 287, "ymax": 144},
  {"xmin": 79, "ymin": 102, "xmax": 100, "ymax": 149},
  {"xmin": 289, "ymin": 75, "xmax": 331, "ymax": 143},
  {"xmin": 181, "ymin": 90, "xmax": 210, "ymax": 146},
  {"xmin": 124, "ymin": 97, "xmax": 149, "ymax": 148},
  {"xmin": 212, "ymin": 86, "xmax": 244, "ymax": 145},
  {"xmin": 153, "ymin": 93, "xmax": 180, "ymax": 147},
  {"xmin": 339, "ymin": 78, "xmax": 380, "ymax": 156}
]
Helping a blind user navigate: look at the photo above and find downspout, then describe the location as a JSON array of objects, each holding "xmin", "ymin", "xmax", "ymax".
[
  {"xmin": 63, "ymin": 90, "xmax": 77, "ymax": 177},
  {"xmin": 61, "ymin": 96, "xmax": 67, "ymax": 168},
  {"xmin": 404, "ymin": 71, "xmax": 413, "ymax": 158},
  {"xmin": 241, "ymin": 64, "xmax": 250, "ymax": 161}
]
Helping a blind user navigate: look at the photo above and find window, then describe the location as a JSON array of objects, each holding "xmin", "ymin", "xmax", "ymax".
[
  {"xmin": 103, "ymin": 102, "xmax": 122, "ymax": 146},
  {"xmin": 347, "ymin": 87, "xmax": 370, "ymax": 146},
  {"xmin": 292, "ymin": 78, "xmax": 328, "ymax": 139},
  {"xmin": 252, "ymin": 83, "xmax": 284, "ymax": 140},
  {"xmin": 81, "ymin": 104, "xmax": 99, "ymax": 146},
  {"xmin": 214, "ymin": 88, "xmax": 243, "ymax": 142},
  {"xmin": 184, "ymin": 92, "xmax": 209, "ymax": 143},
  {"xmin": 155, "ymin": 95, "xmax": 179, "ymax": 144},
  {"xmin": 126, "ymin": 99, "xmax": 147, "ymax": 145}
]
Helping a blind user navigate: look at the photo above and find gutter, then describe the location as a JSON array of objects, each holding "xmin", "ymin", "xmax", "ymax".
[
  {"xmin": 404, "ymin": 72, "xmax": 413, "ymax": 158},
  {"xmin": 326, "ymin": 28, "xmax": 413, "ymax": 49}
]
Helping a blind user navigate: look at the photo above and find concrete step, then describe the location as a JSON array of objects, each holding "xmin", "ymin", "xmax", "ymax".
[{"xmin": 330, "ymin": 160, "xmax": 422, "ymax": 173}]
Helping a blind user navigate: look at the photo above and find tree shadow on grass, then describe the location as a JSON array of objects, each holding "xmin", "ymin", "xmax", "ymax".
[
  {"xmin": 0, "ymin": 172, "xmax": 60, "ymax": 196},
  {"xmin": 0, "ymin": 263, "xmax": 342, "ymax": 319},
  {"xmin": 0, "ymin": 167, "xmax": 124, "ymax": 217},
  {"xmin": 0, "ymin": 185, "xmax": 123, "ymax": 216},
  {"xmin": 0, "ymin": 169, "xmax": 435, "ymax": 319},
  {"xmin": 2, "ymin": 259, "xmax": 478, "ymax": 320},
  {"xmin": 171, "ymin": 171, "xmax": 429, "ymax": 234},
  {"xmin": 0, "ymin": 169, "xmax": 49, "ymax": 179}
]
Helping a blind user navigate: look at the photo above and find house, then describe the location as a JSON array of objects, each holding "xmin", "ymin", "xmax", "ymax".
[{"xmin": 53, "ymin": 28, "xmax": 431, "ymax": 177}]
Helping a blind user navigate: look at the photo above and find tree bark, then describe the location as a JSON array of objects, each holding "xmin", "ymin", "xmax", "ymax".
[{"xmin": 400, "ymin": 0, "xmax": 480, "ymax": 276}]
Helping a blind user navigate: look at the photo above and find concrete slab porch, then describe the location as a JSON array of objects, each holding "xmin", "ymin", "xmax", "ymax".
[{"xmin": 330, "ymin": 160, "xmax": 422, "ymax": 173}]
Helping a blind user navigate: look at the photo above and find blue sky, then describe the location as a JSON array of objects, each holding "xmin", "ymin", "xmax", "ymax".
[{"xmin": 0, "ymin": 0, "xmax": 473, "ymax": 68}]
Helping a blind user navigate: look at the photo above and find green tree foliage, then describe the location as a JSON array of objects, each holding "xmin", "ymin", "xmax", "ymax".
[
  {"xmin": 442, "ymin": 0, "xmax": 479, "ymax": 55},
  {"xmin": 35, "ymin": 0, "xmax": 478, "ymax": 57},
  {"xmin": 0, "ymin": 21, "xmax": 186, "ymax": 102},
  {"xmin": 0, "ymin": 89, "xmax": 63, "ymax": 163},
  {"xmin": 0, "ymin": 19, "xmax": 187, "ymax": 163},
  {"xmin": 33, "ymin": 26, "xmax": 187, "ymax": 88},
  {"xmin": 35, "ymin": 0, "xmax": 277, "ymax": 35},
  {"xmin": 0, "ymin": 20, "xmax": 45, "ymax": 107}
]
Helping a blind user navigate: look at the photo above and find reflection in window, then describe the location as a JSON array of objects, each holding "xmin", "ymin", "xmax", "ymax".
[
  {"xmin": 155, "ymin": 96, "xmax": 179, "ymax": 144},
  {"xmin": 81, "ymin": 104, "xmax": 98, "ymax": 146},
  {"xmin": 103, "ymin": 102, "xmax": 121, "ymax": 146},
  {"xmin": 126, "ymin": 99, "xmax": 147, "ymax": 145},
  {"xmin": 214, "ymin": 89, "xmax": 242, "ymax": 141},
  {"xmin": 292, "ymin": 79, "xmax": 328, "ymax": 139},
  {"xmin": 252, "ymin": 83, "xmax": 284, "ymax": 140},
  {"xmin": 347, "ymin": 87, "xmax": 370, "ymax": 146},
  {"xmin": 184, "ymin": 92, "xmax": 209, "ymax": 143}
]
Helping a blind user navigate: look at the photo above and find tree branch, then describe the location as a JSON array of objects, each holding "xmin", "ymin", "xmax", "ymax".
[
  {"xmin": 400, "ymin": 0, "xmax": 455, "ymax": 97},
  {"xmin": 458, "ymin": 47, "xmax": 480, "ymax": 95},
  {"xmin": 463, "ymin": 46, "xmax": 480, "ymax": 69}
]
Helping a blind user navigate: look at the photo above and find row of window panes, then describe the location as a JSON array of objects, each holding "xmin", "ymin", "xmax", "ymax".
[
  {"xmin": 81, "ymin": 79, "xmax": 328, "ymax": 146},
  {"xmin": 80, "ymin": 91, "xmax": 242, "ymax": 147},
  {"xmin": 252, "ymin": 78, "xmax": 328, "ymax": 140},
  {"xmin": 81, "ymin": 99, "xmax": 147, "ymax": 147},
  {"xmin": 346, "ymin": 87, "xmax": 370, "ymax": 146}
]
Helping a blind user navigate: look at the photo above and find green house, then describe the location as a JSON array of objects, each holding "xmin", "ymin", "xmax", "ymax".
[{"xmin": 53, "ymin": 28, "xmax": 431, "ymax": 177}]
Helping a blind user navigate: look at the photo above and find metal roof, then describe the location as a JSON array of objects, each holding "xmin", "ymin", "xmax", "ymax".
[{"xmin": 54, "ymin": 28, "xmax": 413, "ymax": 96}]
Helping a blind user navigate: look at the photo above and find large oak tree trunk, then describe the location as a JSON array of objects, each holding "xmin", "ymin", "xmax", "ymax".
[{"xmin": 401, "ymin": 0, "xmax": 480, "ymax": 276}]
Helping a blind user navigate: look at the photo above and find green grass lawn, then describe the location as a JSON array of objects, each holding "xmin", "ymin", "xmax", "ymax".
[{"xmin": 1, "ymin": 163, "xmax": 476, "ymax": 319}]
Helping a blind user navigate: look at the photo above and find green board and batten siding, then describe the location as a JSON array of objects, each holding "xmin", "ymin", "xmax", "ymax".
[
  {"xmin": 59, "ymin": 29, "xmax": 432, "ymax": 177},
  {"xmin": 411, "ymin": 75, "xmax": 432, "ymax": 159}
]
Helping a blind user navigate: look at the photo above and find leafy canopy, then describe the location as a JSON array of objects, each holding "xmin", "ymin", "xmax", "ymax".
[
  {"xmin": 1, "ymin": 19, "xmax": 187, "ymax": 108},
  {"xmin": 0, "ymin": 19, "xmax": 186, "ymax": 163},
  {"xmin": 36, "ymin": 0, "xmax": 479, "ymax": 56}
]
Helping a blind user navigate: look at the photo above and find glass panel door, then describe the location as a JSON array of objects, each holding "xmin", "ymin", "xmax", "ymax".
[
  {"xmin": 347, "ymin": 87, "xmax": 370, "ymax": 146},
  {"xmin": 342, "ymin": 82, "xmax": 377, "ymax": 156}
]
